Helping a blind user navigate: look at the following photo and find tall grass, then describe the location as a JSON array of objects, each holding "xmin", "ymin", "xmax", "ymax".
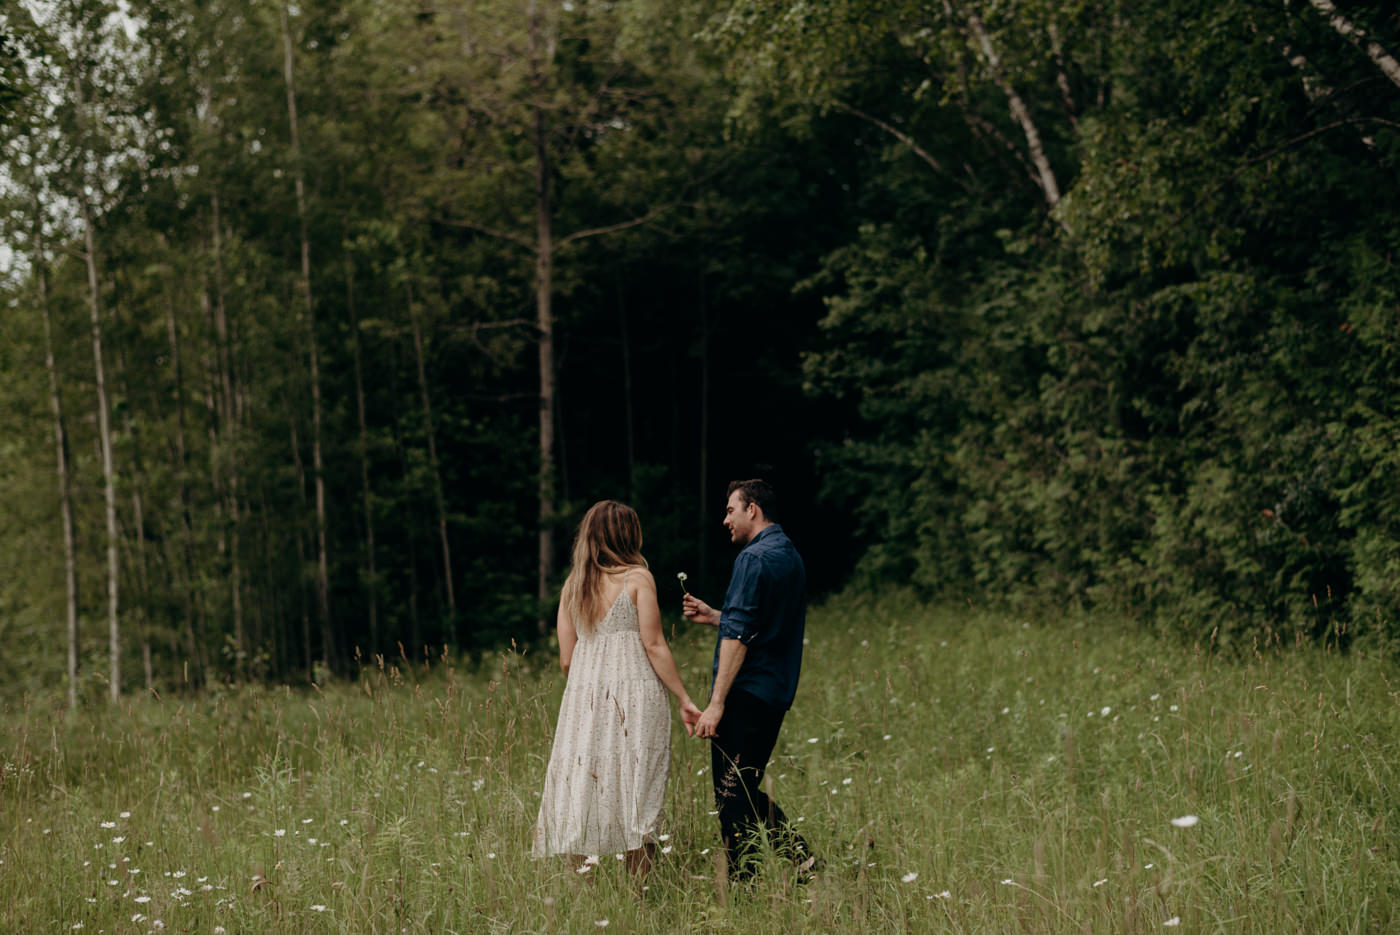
[{"xmin": 2, "ymin": 594, "xmax": 1397, "ymax": 932}]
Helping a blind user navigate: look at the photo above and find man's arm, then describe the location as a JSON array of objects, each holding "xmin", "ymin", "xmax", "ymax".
[{"xmin": 695, "ymin": 638, "xmax": 747, "ymax": 739}]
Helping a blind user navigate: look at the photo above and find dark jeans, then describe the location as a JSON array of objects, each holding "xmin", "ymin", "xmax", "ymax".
[{"xmin": 711, "ymin": 688, "xmax": 814, "ymax": 880}]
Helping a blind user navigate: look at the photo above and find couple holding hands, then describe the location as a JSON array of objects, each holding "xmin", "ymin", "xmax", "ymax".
[{"xmin": 531, "ymin": 479, "xmax": 817, "ymax": 882}]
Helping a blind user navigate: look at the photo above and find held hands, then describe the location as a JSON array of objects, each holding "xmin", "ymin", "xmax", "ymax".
[
  {"xmin": 681, "ymin": 593, "xmax": 720, "ymax": 626},
  {"xmin": 694, "ymin": 702, "xmax": 723, "ymax": 740}
]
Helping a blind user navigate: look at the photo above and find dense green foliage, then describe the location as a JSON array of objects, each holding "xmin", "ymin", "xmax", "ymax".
[
  {"xmin": 2, "ymin": 0, "xmax": 1399, "ymax": 697},
  {"xmin": 2, "ymin": 599, "xmax": 1397, "ymax": 931}
]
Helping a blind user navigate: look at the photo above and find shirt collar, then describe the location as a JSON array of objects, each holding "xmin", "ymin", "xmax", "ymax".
[{"xmin": 746, "ymin": 524, "xmax": 783, "ymax": 548}]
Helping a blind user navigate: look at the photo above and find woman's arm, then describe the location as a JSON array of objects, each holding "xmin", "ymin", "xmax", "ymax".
[
  {"xmin": 557, "ymin": 603, "xmax": 578, "ymax": 677},
  {"xmin": 634, "ymin": 571, "xmax": 702, "ymax": 728}
]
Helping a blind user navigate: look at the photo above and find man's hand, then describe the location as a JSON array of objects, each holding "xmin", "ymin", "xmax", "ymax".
[
  {"xmin": 679, "ymin": 699, "xmax": 703, "ymax": 737},
  {"xmin": 682, "ymin": 594, "xmax": 720, "ymax": 626},
  {"xmin": 695, "ymin": 702, "xmax": 724, "ymax": 740}
]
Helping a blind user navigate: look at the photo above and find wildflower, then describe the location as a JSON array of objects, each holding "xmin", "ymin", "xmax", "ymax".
[
  {"xmin": 274, "ymin": 829, "xmax": 286, "ymax": 837},
  {"xmin": 486, "ymin": 852, "xmax": 497, "ymax": 859},
  {"xmin": 658, "ymin": 834, "xmax": 671, "ymax": 842},
  {"xmin": 842, "ymin": 777, "xmax": 853, "ymax": 785},
  {"xmin": 134, "ymin": 896, "xmax": 151, "ymax": 904},
  {"xmin": 575, "ymin": 864, "xmax": 592, "ymax": 875},
  {"xmin": 1101, "ymin": 706, "xmax": 1111, "ymax": 717},
  {"xmin": 883, "ymin": 734, "xmax": 893, "ymax": 741},
  {"xmin": 1169, "ymin": 705, "xmax": 1178, "ymax": 712},
  {"xmin": 211, "ymin": 806, "xmax": 220, "ymax": 812},
  {"xmin": 901, "ymin": 872, "xmax": 919, "ymax": 883},
  {"xmin": 1000, "ymin": 878, "xmax": 1014, "ymax": 885},
  {"xmin": 302, "ymin": 818, "xmax": 313, "ymax": 824},
  {"xmin": 676, "ymin": 572, "xmax": 689, "ymax": 595},
  {"xmin": 1170, "ymin": 815, "xmax": 1199, "ymax": 828},
  {"xmin": 339, "ymin": 819, "xmax": 348, "ymax": 826},
  {"xmin": 153, "ymin": 922, "xmax": 165, "ymax": 930},
  {"xmin": 101, "ymin": 821, "xmax": 116, "ymax": 829},
  {"xmin": 1149, "ymin": 693, "xmax": 1160, "ymax": 701},
  {"xmin": 131, "ymin": 914, "xmax": 145, "ymax": 924},
  {"xmin": 935, "ymin": 890, "xmax": 951, "ymax": 899},
  {"xmin": 583, "ymin": 855, "xmax": 600, "ymax": 865},
  {"xmin": 171, "ymin": 871, "xmax": 185, "ymax": 879},
  {"xmin": 242, "ymin": 792, "xmax": 252, "ymax": 799},
  {"xmin": 112, "ymin": 836, "xmax": 124, "ymax": 844},
  {"xmin": 1093, "ymin": 878, "xmax": 1107, "ymax": 887},
  {"xmin": 661, "ymin": 845, "xmax": 673, "ymax": 855},
  {"xmin": 215, "ymin": 928, "xmax": 227, "ymax": 935},
  {"xmin": 472, "ymin": 778, "xmax": 486, "ymax": 792},
  {"xmin": 595, "ymin": 921, "xmax": 610, "ymax": 928},
  {"xmin": 807, "ymin": 737, "xmax": 819, "ymax": 744},
  {"xmin": 1163, "ymin": 917, "xmax": 1181, "ymax": 927},
  {"xmin": 310, "ymin": 905, "xmax": 327, "ymax": 912}
]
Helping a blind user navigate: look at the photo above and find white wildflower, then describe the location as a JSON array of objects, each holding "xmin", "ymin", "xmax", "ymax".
[
  {"xmin": 1164, "ymin": 917, "xmax": 1181, "ymax": 927},
  {"xmin": 901, "ymin": 872, "xmax": 919, "ymax": 883},
  {"xmin": 1170, "ymin": 815, "xmax": 1199, "ymax": 828}
]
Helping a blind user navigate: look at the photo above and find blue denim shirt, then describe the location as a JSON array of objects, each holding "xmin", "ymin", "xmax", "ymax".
[{"xmin": 714, "ymin": 524, "xmax": 807, "ymax": 709}]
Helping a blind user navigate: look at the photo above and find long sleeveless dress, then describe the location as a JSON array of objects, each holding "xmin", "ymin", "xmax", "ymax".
[{"xmin": 532, "ymin": 574, "xmax": 671, "ymax": 857}]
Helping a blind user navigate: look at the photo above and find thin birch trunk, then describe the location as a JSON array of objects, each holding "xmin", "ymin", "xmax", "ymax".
[
  {"xmin": 963, "ymin": 10, "xmax": 1063, "ymax": 208},
  {"xmin": 35, "ymin": 218, "xmax": 80, "ymax": 709},
  {"xmin": 281, "ymin": 0, "xmax": 335, "ymax": 669},
  {"xmin": 529, "ymin": 0, "xmax": 557, "ymax": 636},
  {"xmin": 79, "ymin": 188, "xmax": 121, "ymax": 702},
  {"xmin": 1306, "ymin": 0, "xmax": 1400, "ymax": 90},
  {"xmin": 407, "ymin": 284, "xmax": 456, "ymax": 621}
]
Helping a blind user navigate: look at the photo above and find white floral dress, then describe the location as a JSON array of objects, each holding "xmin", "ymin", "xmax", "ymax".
[{"xmin": 532, "ymin": 574, "xmax": 671, "ymax": 857}]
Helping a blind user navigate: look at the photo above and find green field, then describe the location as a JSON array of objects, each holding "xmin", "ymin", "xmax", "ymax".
[{"xmin": 3, "ymin": 596, "xmax": 1397, "ymax": 933}]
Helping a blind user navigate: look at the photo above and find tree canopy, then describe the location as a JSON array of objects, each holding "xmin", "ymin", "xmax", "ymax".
[{"xmin": 1, "ymin": 0, "xmax": 1397, "ymax": 700}]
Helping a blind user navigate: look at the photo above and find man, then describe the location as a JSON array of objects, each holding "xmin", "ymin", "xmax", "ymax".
[{"xmin": 683, "ymin": 478, "xmax": 816, "ymax": 881}]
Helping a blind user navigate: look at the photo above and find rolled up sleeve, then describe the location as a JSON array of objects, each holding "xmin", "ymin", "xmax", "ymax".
[{"xmin": 718, "ymin": 552, "xmax": 762, "ymax": 643}]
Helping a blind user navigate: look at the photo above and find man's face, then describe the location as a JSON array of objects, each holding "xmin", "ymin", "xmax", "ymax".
[{"xmin": 723, "ymin": 490, "xmax": 759, "ymax": 545}]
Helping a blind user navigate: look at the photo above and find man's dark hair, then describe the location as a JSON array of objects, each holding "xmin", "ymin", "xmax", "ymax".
[{"xmin": 727, "ymin": 478, "xmax": 778, "ymax": 522}]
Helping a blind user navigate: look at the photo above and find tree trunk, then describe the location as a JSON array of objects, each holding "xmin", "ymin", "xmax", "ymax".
[
  {"xmin": 963, "ymin": 11, "xmax": 1063, "ymax": 208},
  {"xmin": 697, "ymin": 264, "xmax": 711, "ymax": 590},
  {"xmin": 347, "ymin": 259, "xmax": 379, "ymax": 657},
  {"xmin": 1306, "ymin": 0, "xmax": 1400, "ymax": 90},
  {"xmin": 618, "ymin": 282, "xmax": 635, "ymax": 501},
  {"xmin": 165, "ymin": 287, "xmax": 206, "ymax": 686},
  {"xmin": 290, "ymin": 420, "xmax": 314, "ymax": 677},
  {"xmin": 209, "ymin": 191, "xmax": 247, "ymax": 680},
  {"xmin": 35, "ymin": 219, "xmax": 81, "ymax": 709},
  {"xmin": 529, "ymin": 0, "xmax": 557, "ymax": 636},
  {"xmin": 281, "ymin": 0, "xmax": 335, "ymax": 670},
  {"xmin": 78, "ymin": 186, "xmax": 121, "ymax": 703},
  {"xmin": 407, "ymin": 284, "xmax": 456, "ymax": 625}
]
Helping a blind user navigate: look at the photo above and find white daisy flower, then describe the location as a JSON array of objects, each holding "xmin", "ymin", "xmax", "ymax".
[
  {"xmin": 1170, "ymin": 815, "xmax": 1199, "ymax": 828},
  {"xmin": 901, "ymin": 872, "xmax": 919, "ymax": 883}
]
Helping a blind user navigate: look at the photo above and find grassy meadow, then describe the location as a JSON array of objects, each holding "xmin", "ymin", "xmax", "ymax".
[{"xmin": 2, "ymin": 595, "xmax": 1398, "ymax": 933}]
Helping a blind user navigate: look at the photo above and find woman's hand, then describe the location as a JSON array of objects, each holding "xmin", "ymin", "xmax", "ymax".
[{"xmin": 679, "ymin": 698, "xmax": 703, "ymax": 737}]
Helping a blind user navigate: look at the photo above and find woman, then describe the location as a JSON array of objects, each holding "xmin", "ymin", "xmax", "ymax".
[{"xmin": 532, "ymin": 500, "xmax": 702, "ymax": 875}]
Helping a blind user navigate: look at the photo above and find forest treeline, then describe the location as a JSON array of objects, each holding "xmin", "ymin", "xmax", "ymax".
[{"xmin": 1, "ymin": 0, "xmax": 1397, "ymax": 703}]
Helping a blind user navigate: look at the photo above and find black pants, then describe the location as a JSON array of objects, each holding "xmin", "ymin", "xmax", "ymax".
[{"xmin": 711, "ymin": 688, "xmax": 814, "ymax": 879}]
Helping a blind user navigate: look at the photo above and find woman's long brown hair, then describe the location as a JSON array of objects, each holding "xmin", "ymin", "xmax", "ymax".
[{"xmin": 559, "ymin": 500, "xmax": 647, "ymax": 634}]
